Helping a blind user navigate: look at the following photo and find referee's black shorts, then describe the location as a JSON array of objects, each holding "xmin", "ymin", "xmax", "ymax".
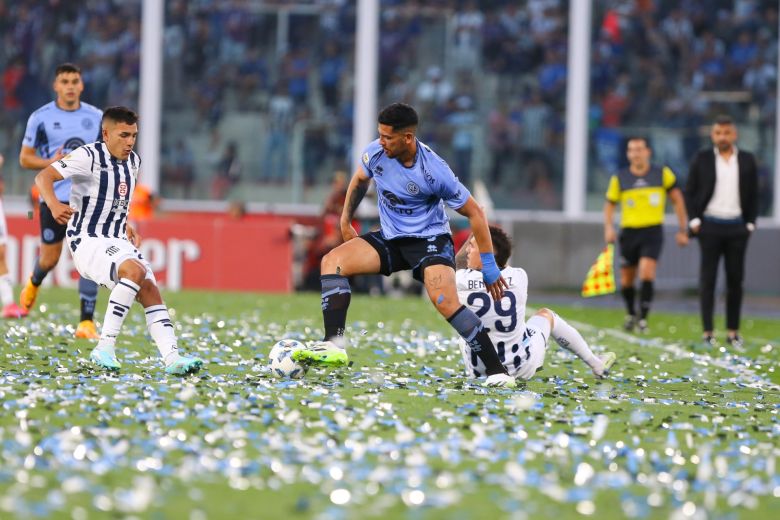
[{"xmin": 618, "ymin": 225, "xmax": 663, "ymax": 267}]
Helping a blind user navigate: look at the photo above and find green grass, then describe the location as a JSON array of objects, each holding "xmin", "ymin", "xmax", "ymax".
[{"xmin": 0, "ymin": 287, "xmax": 778, "ymax": 519}]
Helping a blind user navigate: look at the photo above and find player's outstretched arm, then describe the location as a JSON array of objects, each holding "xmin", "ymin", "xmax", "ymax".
[
  {"xmin": 35, "ymin": 166, "xmax": 72, "ymax": 224},
  {"xmin": 456, "ymin": 197, "xmax": 507, "ymax": 300},
  {"xmin": 340, "ymin": 167, "xmax": 371, "ymax": 242}
]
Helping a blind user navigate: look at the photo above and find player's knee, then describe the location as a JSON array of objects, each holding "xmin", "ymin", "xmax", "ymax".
[
  {"xmin": 535, "ymin": 308, "xmax": 555, "ymax": 327},
  {"xmin": 431, "ymin": 293, "xmax": 458, "ymax": 317},
  {"xmin": 118, "ymin": 259, "xmax": 147, "ymax": 284},
  {"xmin": 321, "ymin": 249, "xmax": 346, "ymax": 276}
]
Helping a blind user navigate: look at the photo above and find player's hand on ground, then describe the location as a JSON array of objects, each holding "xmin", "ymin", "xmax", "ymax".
[
  {"xmin": 675, "ymin": 230, "xmax": 689, "ymax": 246},
  {"xmin": 51, "ymin": 202, "xmax": 74, "ymax": 224},
  {"xmin": 341, "ymin": 221, "xmax": 358, "ymax": 242},
  {"xmin": 485, "ymin": 275, "xmax": 508, "ymax": 301},
  {"xmin": 126, "ymin": 223, "xmax": 141, "ymax": 247}
]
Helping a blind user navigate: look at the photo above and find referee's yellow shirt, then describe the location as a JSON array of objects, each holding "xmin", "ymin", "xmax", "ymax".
[{"xmin": 605, "ymin": 165, "xmax": 677, "ymax": 229}]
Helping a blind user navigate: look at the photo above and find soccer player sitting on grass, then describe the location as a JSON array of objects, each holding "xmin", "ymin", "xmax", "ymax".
[
  {"xmin": 34, "ymin": 106, "xmax": 202, "ymax": 375},
  {"xmin": 455, "ymin": 225, "xmax": 616, "ymax": 382}
]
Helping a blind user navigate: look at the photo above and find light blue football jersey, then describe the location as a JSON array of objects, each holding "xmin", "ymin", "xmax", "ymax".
[
  {"xmin": 22, "ymin": 101, "xmax": 103, "ymax": 202},
  {"xmin": 360, "ymin": 139, "xmax": 470, "ymax": 239}
]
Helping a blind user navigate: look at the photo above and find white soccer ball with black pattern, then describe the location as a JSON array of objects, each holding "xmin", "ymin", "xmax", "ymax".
[{"xmin": 269, "ymin": 339, "xmax": 307, "ymax": 379}]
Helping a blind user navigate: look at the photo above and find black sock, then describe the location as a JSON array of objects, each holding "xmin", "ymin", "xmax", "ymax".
[
  {"xmin": 80, "ymin": 298, "xmax": 96, "ymax": 322},
  {"xmin": 639, "ymin": 280, "xmax": 654, "ymax": 320},
  {"xmin": 448, "ymin": 305, "xmax": 507, "ymax": 376},
  {"xmin": 321, "ymin": 274, "xmax": 351, "ymax": 340},
  {"xmin": 30, "ymin": 259, "xmax": 48, "ymax": 286},
  {"xmin": 621, "ymin": 286, "xmax": 636, "ymax": 316}
]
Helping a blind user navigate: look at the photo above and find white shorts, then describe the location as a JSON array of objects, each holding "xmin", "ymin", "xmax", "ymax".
[
  {"xmin": 68, "ymin": 236, "xmax": 154, "ymax": 289},
  {"xmin": 0, "ymin": 199, "xmax": 7, "ymax": 246},
  {"xmin": 460, "ymin": 315, "xmax": 550, "ymax": 381}
]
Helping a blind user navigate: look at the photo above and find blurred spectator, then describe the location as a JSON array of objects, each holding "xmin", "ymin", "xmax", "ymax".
[
  {"xmin": 263, "ymin": 82, "xmax": 295, "ymax": 184},
  {"xmin": 319, "ymin": 41, "xmax": 345, "ymax": 110},
  {"xmin": 128, "ymin": 184, "xmax": 159, "ymax": 227},
  {"xmin": 227, "ymin": 200, "xmax": 247, "ymax": 220},
  {"xmin": 445, "ymin": 95, "xmax": 477, "ymax": 188},
  {"xmin": 415, "ymin": 66, "xmax": 454, "ymax": 111},
  {"xmin": 211, "ymin": 141, "xmax": 242, "ymax": 199},
  {"xmin": 161, "ymin": 139, "xmax": 195, "ymax": 198}
]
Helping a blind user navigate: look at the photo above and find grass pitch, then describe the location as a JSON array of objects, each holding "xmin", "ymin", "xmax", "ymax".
[{"xmin": 0, "ymin": 287, "xmax": 778, "ymax": 519}]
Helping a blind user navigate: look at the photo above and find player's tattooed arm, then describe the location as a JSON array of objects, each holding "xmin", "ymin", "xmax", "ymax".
[{"xmin": 343, "ymin": 178, "xmax": 369, "ymax": 222}]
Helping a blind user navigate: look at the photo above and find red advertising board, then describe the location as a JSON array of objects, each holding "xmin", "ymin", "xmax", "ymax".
[{"xmin": 3, "ymin": 214, "xmax": 294, "ymax": 292}]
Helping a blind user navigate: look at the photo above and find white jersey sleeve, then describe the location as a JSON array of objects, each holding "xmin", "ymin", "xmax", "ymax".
[{"xmin": 51, "ymin": 146, "xmax": 93, "ymax": 180}]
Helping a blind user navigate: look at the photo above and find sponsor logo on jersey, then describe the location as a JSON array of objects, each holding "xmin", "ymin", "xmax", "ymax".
[
  {"xmin": 53, "ymin": 122, "xmax": 61, "ymax": 129},
  {"xmin": 380, "ymin": 190, "xmax": 412, "ymax": 215},
  {"xmin": 406, "ymin": 182, "xmax": 420, "ymax": 195},
  {"xmin": 82, "ymin": 118, "xmax": 94, "ymax": 130},
  {"xmin": 423, "ymin": 169, "xmax": 435, "ymax": 185},
  {"xmin": 112, "ymin": 199, "xmax": 129, "ymax": 210},
  {"xmin": 374, "ymin": 165, "xmax": 383, "ymax": 176},
  {"xmin": 118, "ymin": 181, "xmax": 129, "ymax": 197}
]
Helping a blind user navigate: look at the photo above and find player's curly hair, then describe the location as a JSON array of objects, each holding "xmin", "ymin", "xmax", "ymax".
[
  {"xmin": 102, "ymin": 106, "xmax": 139, "ymax": 126},
  {"xmin": 489, "ymin": 225, "xmax": 512, "ymax": 268},
  {"xmin": 378, "ymin": 103, "xmax": 418, "ymax": 131}
]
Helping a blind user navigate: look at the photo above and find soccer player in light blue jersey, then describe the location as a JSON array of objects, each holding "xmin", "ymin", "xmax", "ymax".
[
  {"xmin": 294, "ymin": 103, "xmax": 516, "ymax": 387},
  {"xmin": 18, "ymin": 63, "xmax": 103, "ymax": 339}
]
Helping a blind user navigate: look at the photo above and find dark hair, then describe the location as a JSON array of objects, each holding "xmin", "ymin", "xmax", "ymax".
[
  {"xmin": 626, "ymin": 136, "xmax": 651, "ymax": 149},
  {"xmin": 54, "ymin": 63, "xmax": 81, "ymax": 77},
  {"xmin": 714, "ymin": 114, "xmax": 734, "ymax": 126},
  {"xmin": 489, "ymin": 225, "xmax": 512, "ymax": 268},
  {"xmin": 102, "ymin": 106, "xmax": 139, "ymax": 126},
  {"xmin": 378, "ymin": 103, "xmax": 418, "ymax": 131}
]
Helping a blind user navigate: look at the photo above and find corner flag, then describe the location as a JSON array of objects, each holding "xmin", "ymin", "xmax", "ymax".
[{"xmin": 581, "ymin": 244, "xmax": 616, "ymax": 297}]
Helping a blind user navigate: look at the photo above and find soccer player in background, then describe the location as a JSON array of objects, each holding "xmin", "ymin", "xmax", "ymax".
[
  {"xmin": 294, "ymin": 102, "xmax": 517, "ymax": 387},
  {"xmin": 0, "ymin": 153, "xmax": 28, "ymax": 318},
  {"xmin": 455, "ymin": 225, "xmax": 616, "ymax": 381},
  {"xmin": 603, "ymin": 137, "xmax": 689, "ymax": 333},
  {"xmin": 34, "ymin": 106, "xmax": 203, "ymax": 375},
  {"xmin": 18, "ymin": 63, "xmax": 103, "ymax": 339}
]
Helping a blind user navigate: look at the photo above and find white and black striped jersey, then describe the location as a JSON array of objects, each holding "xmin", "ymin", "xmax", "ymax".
[{"xmin": 51, "ymin": 142, "xmax": 140, "ymax": 248}]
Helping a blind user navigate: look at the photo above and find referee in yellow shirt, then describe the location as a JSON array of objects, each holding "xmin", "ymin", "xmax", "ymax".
[{"xmin": 603, "ymin": 137, "xmax": 689, "ymax": 333}]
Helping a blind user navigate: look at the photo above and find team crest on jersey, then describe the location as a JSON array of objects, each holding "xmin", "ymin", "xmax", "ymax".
[
  {"xmin": 118, "ymin": 182, "xmax": 129, "ymax": 197},
  {"xmin": 82, "ymin": 118, "xmax": 94, "ymax": 130},
  {"xmin": 406, "ymin": 182, "xmax": 420, "ymax": 195}
]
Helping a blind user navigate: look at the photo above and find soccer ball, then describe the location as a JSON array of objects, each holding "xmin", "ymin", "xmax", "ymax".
[{"xmin": 269, "ymin": 339, "xmax": 307, "ymax": 379}]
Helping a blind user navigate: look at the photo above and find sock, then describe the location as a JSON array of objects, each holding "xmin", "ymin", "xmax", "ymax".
[
  {"xmin": 79, "ymin": 277, "xmax": 98, "ymax": 321},
  {"xmin": 30, "ymin": 258, "xmax": 49, "ymax": 286},
  {"xmin": 550, "ymin": 312, "xmax": 601, "ymax": 370},
  {"xmin": 0, "ymin": 274, "xmax": 13, "ymax": 306},
  {"xmin": 145, "ymin": 304, "xmax": 179, "ymax": 365},
  {"xmin": 321, "ymin": 274, "xmax": 351, "ymax": 341},
  {"xmin": 639, "ymin": 280, "xmax": 654, "ymax": 320},
  {"xmin": 95, "ymin": 278, "xmax": 139, "ymax": 353},
  {"xmin": 448, "ymin": 305, "xmax": 507, "ymax": 376},
  {"xmin": 621, "ymin": 286, "xmax": 636, "ymax": 316}
]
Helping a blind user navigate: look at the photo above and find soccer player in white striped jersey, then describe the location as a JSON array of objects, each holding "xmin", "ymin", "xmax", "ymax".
[
  {"xmin": 34, "ymin": 106, "xmax": 203, "ymax": 376},
  {"xmin": 455, "ymin": 225, "xmax": 616, "ymax": 382}
]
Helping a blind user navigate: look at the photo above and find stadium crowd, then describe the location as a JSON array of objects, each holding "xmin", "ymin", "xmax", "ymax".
[{"xmin": 0, "ymin": 0, "xmax": 775, "ymax": 213}]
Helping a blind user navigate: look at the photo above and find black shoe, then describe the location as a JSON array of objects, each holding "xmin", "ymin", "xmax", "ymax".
[
  {"xmin": 726, "ymin": 334, "xmax": 744, "ymax": 349},
  {"xmin": 702, "ymin": 334, "xmax": 717, "ymax": 348},
  {"xmin": 623, "ymin": 315, "xmax": 636, "ymax": 332}
]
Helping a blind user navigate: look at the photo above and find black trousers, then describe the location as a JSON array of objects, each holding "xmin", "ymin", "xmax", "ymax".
[{"xmin": 696, "ymin": 221, "xmax": 750, "ymax": 331}]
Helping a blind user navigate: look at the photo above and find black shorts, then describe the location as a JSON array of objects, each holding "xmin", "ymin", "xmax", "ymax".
[
  {"xmin": 39, "ymin": 203, "xmax": 68, "ymax": 245},
  {"xmin": 618, "ymin": 225, "xmax": 663, "ymax": 267},
  {"xmin": 362, "ymin": 231, "xmax": 455, "ymax": 282}
]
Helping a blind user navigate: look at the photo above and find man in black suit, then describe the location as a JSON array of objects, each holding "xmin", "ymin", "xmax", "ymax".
[{"xmin": 685, "ymin": 115, "xmax": 759, "ymax": 348}]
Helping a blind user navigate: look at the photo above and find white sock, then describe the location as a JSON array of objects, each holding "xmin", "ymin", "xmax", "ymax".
[
  {"xmin": 145, "ymin": 304, "xmax": 179, "ymax": 365},
  {"xmin": 0, "ymin": 274, "xmax": 13, "ymax": 306},
  {"xmin": 96, "ymin": 278, "xmax": 139, "ymax": 353},
  {"xmin": 551, "ymin": 312, "xmax": 602, "ymax": 370}
]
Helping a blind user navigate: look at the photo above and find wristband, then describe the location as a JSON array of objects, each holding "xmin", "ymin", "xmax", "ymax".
[{"xmin": 480, "ymin": 253, "xmax": 500, "ymax": 284}]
